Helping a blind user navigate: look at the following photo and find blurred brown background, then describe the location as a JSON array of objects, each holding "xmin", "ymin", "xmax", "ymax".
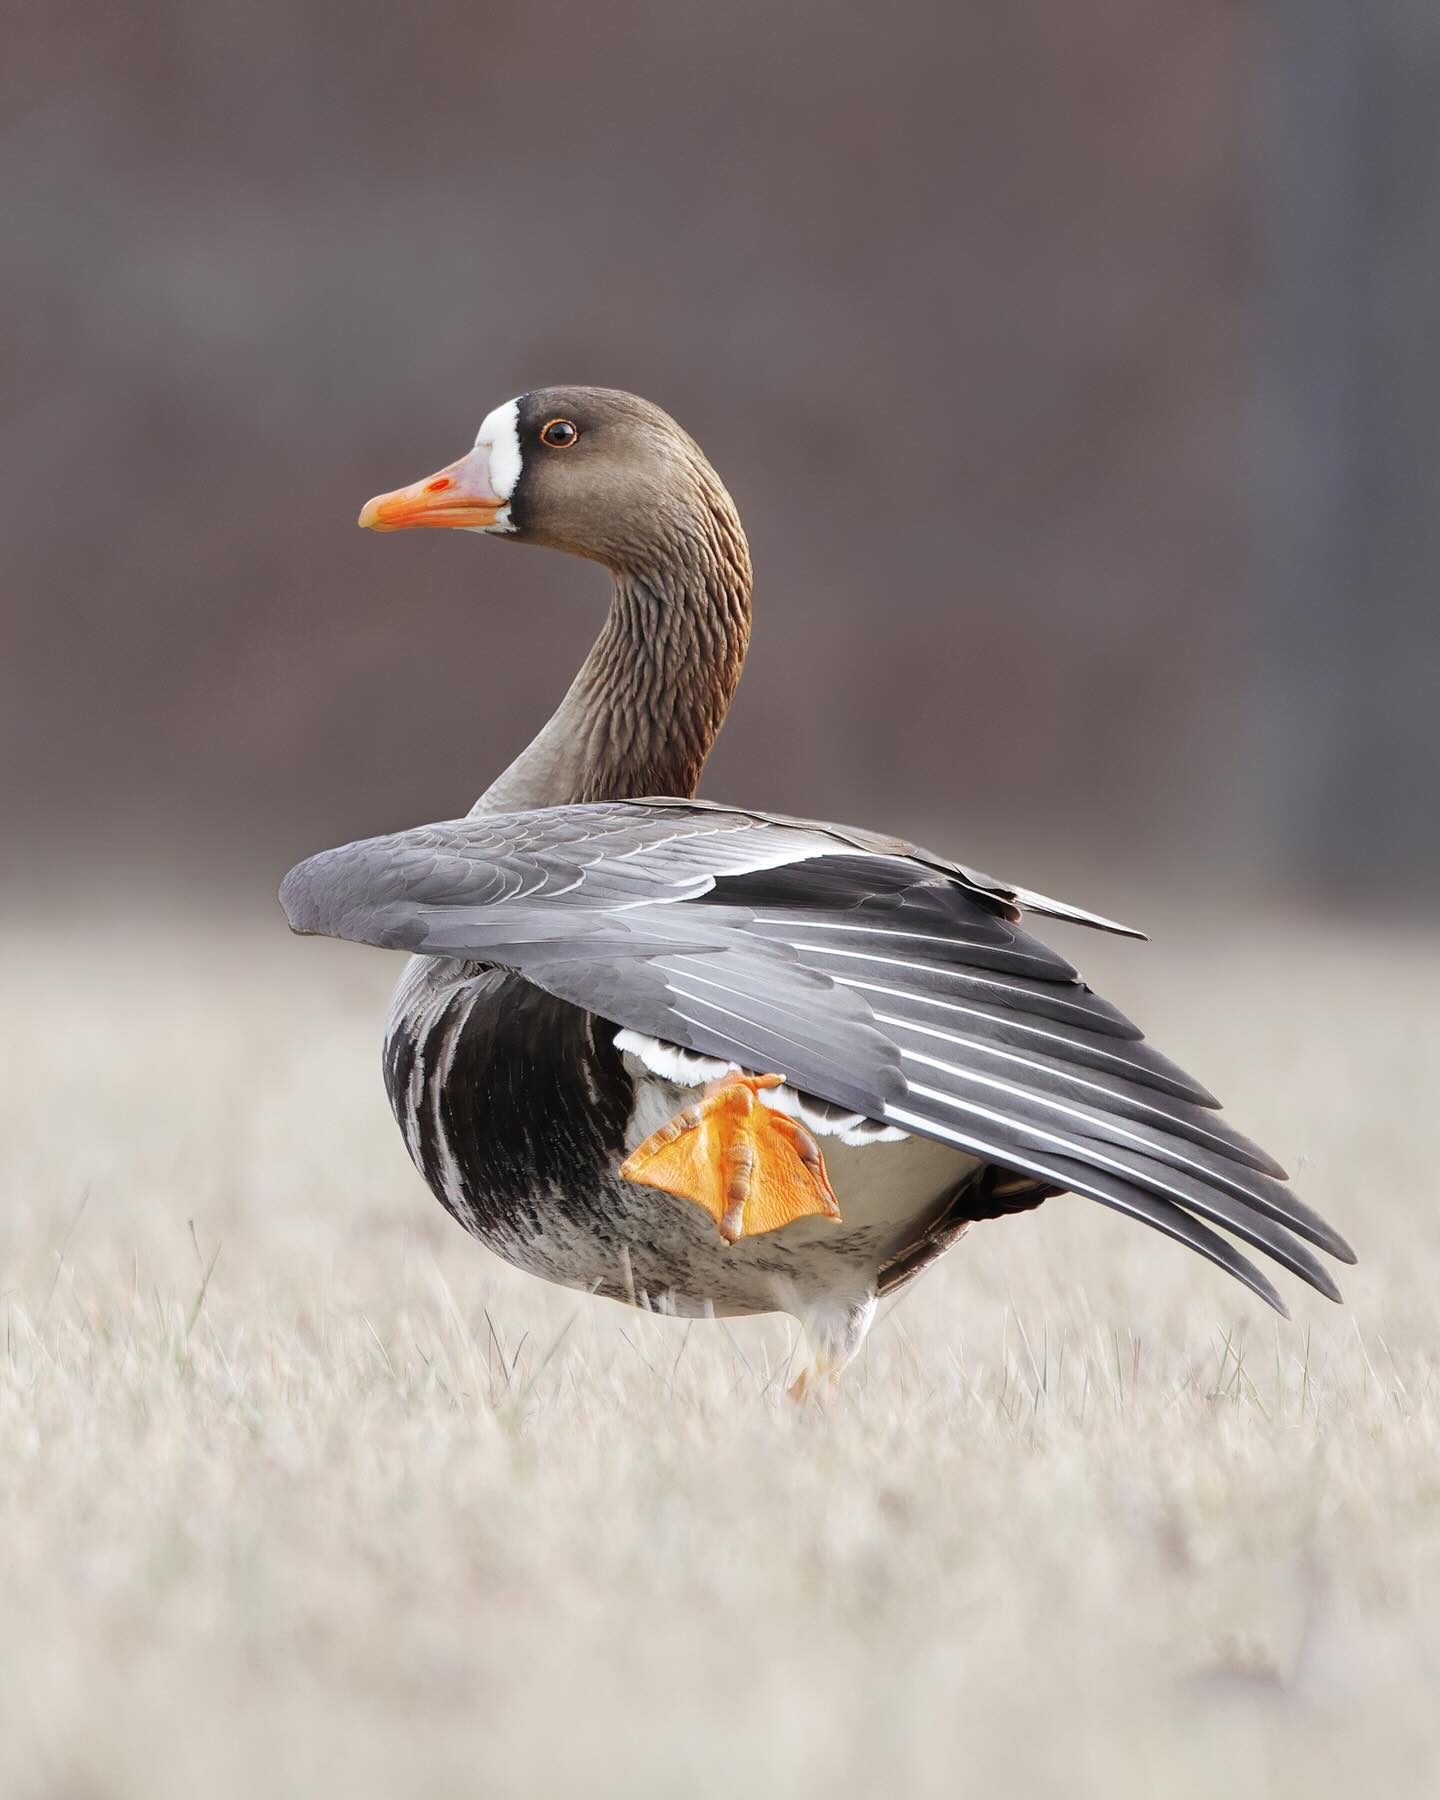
[{"xmin": 4, "ymin": 0, "xmax": 1437, "ymax": 910}]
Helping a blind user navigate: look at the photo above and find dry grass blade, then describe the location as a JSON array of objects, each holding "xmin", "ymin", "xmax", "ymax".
[{"xmin": 0, "ymin": 912, "xmax": 1434, "ymax": 1798}]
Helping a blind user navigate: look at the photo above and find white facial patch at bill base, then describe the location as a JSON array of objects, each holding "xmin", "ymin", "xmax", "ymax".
[{"xmin": 469, "ymin": 397, "xmax": 522, "ymax": 533}]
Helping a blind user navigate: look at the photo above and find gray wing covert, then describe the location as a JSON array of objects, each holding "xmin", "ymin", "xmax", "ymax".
[{"xmin": 281, "ymin": 801, "xmax": 1355, "ymax": 1313}]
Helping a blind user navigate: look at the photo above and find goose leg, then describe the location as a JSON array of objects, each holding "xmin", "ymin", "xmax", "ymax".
[
  {"xmin": 620, "ymin": 1072, "xmax": 842, "ymax": 1244},
  {"xmin": 787, "ymin": 1294, "xmax": 877, "ymax": 1401}
]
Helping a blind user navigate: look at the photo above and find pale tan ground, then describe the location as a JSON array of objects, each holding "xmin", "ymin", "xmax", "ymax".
[{"xmin": 2, "ymin": 902, "xmax": 1437, "ymax": 1799}]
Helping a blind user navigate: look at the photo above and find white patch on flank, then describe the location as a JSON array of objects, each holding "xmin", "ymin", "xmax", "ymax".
[
  {"xmin": 614, "ymin": 1029, "xmax": 908, "ymax": 1146},
  {"xmin": 615, "ymin": 1030, "xmax": 734, "ymax": 1087},
  {"xmin": 470, "ymin": 396, "xmax": 522, "ymax": 533},
  {"xmin": 755, "ymin": 1081, "xmax": 908, "ymax": 1147},
  {"xmin": 427, "ymin": 992, "xmax": 474, "ymax": 1220}
]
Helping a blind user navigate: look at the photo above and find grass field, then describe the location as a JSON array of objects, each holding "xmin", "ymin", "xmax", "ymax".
[{"xmin": 2, "ymin": 901, "xmax": 1437, "ymax": 1798}]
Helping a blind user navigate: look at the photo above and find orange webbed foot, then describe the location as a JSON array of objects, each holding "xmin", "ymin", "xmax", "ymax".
[{"xmin": 620, "ymin": 1072, "xmax": 842, "ymax": 1244}]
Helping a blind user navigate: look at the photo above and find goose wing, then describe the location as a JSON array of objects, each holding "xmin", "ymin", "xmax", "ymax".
[{"xmin": 281, "ymin": 801, "xmax": 1354, "ymax": 1314}]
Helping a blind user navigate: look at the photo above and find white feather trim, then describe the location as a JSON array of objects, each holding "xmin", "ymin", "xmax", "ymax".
[{"xmin": 614, "ymin": 1029, "xmax": 907, "ymax": 1146}]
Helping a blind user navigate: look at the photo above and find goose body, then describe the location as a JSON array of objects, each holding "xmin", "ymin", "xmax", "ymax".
[
  {"xmin": 283, "ymin": 387, "xmax": 1354, "ymax": 1379},
  {"xmin": 385, "ymin": 952, "xmax": 971, "ymax": 1331}
]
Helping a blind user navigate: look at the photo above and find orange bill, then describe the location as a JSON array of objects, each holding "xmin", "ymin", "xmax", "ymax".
[{"xmin": 358, "ymin": 443, "xmax": 506, "ymax": 531}]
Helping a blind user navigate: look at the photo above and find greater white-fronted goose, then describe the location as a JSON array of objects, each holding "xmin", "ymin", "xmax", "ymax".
[{"xmin": 281, "ymin": 387, "xmax": 1354, "ymax": 1389}]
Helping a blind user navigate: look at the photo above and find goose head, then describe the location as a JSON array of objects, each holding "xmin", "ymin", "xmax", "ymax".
[{"xmin": 358, "ymin": 386, "xmax": 742, "ymax": 578}]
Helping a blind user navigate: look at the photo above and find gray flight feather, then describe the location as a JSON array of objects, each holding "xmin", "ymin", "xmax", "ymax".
[{"xmin": 281, "ymin": 799, "xmax": 1356, "ymax": 1308}]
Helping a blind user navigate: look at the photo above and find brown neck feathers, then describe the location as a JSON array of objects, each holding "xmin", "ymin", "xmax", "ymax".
[{"xmin": 476, "ymin": 474, "xmax": 752, "ymax": 814}]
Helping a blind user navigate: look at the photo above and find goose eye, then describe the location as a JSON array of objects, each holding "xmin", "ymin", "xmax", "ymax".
[{"xmin": 540, "ymin": 418, "xmax": 579, "ymax": 449}]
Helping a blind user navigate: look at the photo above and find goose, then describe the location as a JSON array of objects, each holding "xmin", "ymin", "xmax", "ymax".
[{"xmin": 281, "ymin": 386, "xmax": 1354, "ymax": 1391}]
